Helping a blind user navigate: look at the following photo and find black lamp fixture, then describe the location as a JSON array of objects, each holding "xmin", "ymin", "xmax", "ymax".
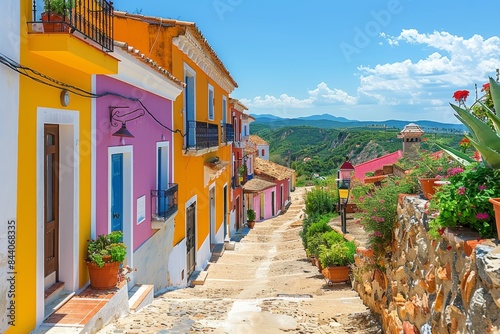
[
  {"xmin": 337, "ymin": 156, "xmax": 355, "ymax": 234},
  {"xmin": 109, "ymin": 106, "xmax": 145, "ymax": 138}
]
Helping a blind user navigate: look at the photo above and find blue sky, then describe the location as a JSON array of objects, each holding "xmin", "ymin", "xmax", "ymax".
[{"xmin": 113, "ymin": 1, "xmax": 500, "ymax": 123}]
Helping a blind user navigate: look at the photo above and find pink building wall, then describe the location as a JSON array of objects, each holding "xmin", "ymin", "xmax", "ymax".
[
  {"xmin": 95, "ymin": 75, "xmax": 174, "ymax": 250},
  {"xmin": 252, "ymin": 186, "xmax": 275, "ymax": 221}
]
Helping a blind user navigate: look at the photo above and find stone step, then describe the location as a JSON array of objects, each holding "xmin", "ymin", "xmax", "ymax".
[
  {"xmin": 128, "ymin": 284, "xmax": 154, "ymax": 313},
  {"xmin": 189, "ymin": 270, "xmax": 208, "ymax": 286},
  {"xmin": 225, "ymin": 241, "xmax": 236, "ymax": 250},
  {"xmin": 212, "ymin": 243, "xmax": 225, "ymax": 256}
]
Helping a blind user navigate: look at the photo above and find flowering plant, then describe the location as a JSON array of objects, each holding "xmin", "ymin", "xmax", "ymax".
[
  {"xmin": 398, "ymin": 149, "xmax": 461, "ymax": 179},
  {"xmin": 459, "ymin": 137, "xmax": 471, "ymax": 153},
  {"xmin": 429, "ymin": 163, "xmax": 500, "ymax": 238},
  {"xmin": 354, "ymin": 178, "xmax": 415, "ymax": 258},
  {"xmin": 450, "ymin": 77, "xmax": 500, "ymax": 169},
  {"xmin": 453, "ymin": 90, "xmax": 470, "ymax": 106}
]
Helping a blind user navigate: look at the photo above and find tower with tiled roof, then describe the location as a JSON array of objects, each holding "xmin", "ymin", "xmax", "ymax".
[{"xmin": 397, "ymin": 123, "xmax": 424, "ymax": 155}]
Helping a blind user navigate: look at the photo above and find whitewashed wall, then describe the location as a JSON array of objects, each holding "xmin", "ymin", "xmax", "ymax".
[{"xmin": 0, "ymin": 0, "xmax": 20, "ymax": 331}]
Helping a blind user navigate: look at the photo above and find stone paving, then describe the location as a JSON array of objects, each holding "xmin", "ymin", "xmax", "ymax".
[{"xmin": 99, "ymin": 187, "xmax": 382, "ymax": 334}]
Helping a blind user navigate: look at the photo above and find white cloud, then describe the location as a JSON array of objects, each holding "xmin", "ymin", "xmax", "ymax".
[
  {"xmin": 308, "ymin": 82, "xmax": 357, "ymax": 105},
  {"xmin": 245, "ymin": 94, "xmax": 313, "ymax": 109},
  {"xmin": 242, "ymin": 82, "xmax": 356, "ymax": 109},
  {"xmin": 241, "ymin": 29, "xmax": 500, "ymax": 122},
  {"xmin": 356, "ymin": 29, "xmax": 500, "ymax": 109}
]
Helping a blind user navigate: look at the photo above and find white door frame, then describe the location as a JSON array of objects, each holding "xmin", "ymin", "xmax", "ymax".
[
  {"xmin": 107, "ymin": 146, "xmax": 134, "ymax": 272},
  {"xmin": 36, "ymin": 107, "xmax": 79, "ymax": 326}
]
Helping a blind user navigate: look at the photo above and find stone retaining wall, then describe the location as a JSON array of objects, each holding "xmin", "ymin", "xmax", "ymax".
[{"xmin": 353, "ymin": 195, "xmax": 500, "ymax": 334}]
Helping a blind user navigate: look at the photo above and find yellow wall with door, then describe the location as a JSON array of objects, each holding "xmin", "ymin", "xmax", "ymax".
[
  {"xmin": 9, "ymin": 2, "xmax": 117, "ymax": 332},
  {"xmin": 114, "ymin": 17, "xmax": 233, "ymax": 251}
]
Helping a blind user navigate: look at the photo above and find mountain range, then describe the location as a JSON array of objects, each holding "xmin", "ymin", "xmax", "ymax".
[{"xmin": 251, "ymin": 113, "xmax": 466, "ymax": 133}]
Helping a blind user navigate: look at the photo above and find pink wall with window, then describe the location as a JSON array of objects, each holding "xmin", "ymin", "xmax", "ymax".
[{"xmin": 95, "ymin": 75, "xmax": 174, "ymax": 250}]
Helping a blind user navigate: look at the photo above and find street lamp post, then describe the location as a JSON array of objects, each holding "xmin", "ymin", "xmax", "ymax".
[{"xmin": 337, "ymin": 157, "xmax": 355, "ymax": 234}]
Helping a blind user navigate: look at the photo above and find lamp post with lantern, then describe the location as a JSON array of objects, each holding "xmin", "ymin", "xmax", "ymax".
[{"xmin": 337, "ymin": 157, "xmax": 355, "ymax": 234}]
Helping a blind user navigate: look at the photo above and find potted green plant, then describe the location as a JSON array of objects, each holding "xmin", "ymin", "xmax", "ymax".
[
  {"xmin": 246, "ymin": 208, "xmax": 256, "ymax": 229},
  {"xmin": 41, "ymin": 0, "xmax": 73, "ymax": 32},
  {"xmin": 318, "ymin": 239, "xmax": 356, "ymax": 283},
  {"xmin": 86, "ymin": 231, "xmax": 127, "ymax": 289}
]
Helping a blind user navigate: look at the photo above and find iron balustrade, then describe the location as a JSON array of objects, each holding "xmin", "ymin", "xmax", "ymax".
[
  {"xmin": 31, "ymin": 0, "xmax": 114, "ymax": 52},
  {"xmin": 187, "ymin": 121, "xmax": 219, "ymax": 150},
  {"xmin": 151, "ymin": 184, "xmax": 178, "ymax": 221}
]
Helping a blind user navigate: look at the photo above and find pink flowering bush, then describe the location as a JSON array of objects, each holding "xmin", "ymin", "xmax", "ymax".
[
  {"xmin": 429, "ymin": 163, "xmax": 500, "ymax": 238},
  {"xmin": 354, "ymin": 178, "xmax": 415, "ymax": 257}
]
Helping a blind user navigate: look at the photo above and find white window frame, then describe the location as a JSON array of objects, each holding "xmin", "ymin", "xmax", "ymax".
[{"xmin": 208, "ymin": 84, "xmax": 214, "ymax": 121}]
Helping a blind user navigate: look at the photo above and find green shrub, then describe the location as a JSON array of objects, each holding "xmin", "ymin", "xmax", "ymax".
[
  {"xmin": 318, "ymin": 239, "xmax": 356, "ymax": 267},
  {"xmin": 306, "ymin": 234, "xmax": 324, "ymax": 258},
  {"xmin": 300, "ymin": 213, "xmax": 334, "ymax": 248},
  {"xmin": 321, "ymin": 230, "xmax": 345, "ymax": 247},
  {"xmin": 304, "ymin": 187, "xmax": 337, "ymax": 216}
]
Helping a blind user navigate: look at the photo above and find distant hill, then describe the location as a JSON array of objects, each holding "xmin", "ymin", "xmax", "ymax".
[
  {"xmin": 296, "ymin": 113, "xmax": 351, "ymax": 122},
  {"xmin": 250, "ymin": 114, "xmax": 466, "ymax": 133}
]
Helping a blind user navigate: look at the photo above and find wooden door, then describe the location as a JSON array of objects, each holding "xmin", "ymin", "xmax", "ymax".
[
  {"xmin": 186, "ymin": 202, "xmax": 196, "ymax": 276},
  {"xmin": 44, "ymin": 124, "xmax": 59, "ymax": 278}
]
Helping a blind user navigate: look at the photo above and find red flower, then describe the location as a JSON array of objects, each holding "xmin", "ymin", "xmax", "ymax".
[
  {"xmin": 482, "ymin": 83, "xmax": 490, "ymax": 92},
  {"xmin": 453, "ymin": 90, "xmax": 470, "ymax": 102},
  {"xmin": 473, "ymin": 150, "xmax": 482, "ymax": 161},
  {"xmin": 446, "ymin": 245, "xmax": 452, "ymax": 250},
  {"xmin": 437, "ymin": 228, "xmax": 445, "ymax": 236},
  {"xmin": 459, "ymin": 137, "xmax": 470, "ymax": 145}
]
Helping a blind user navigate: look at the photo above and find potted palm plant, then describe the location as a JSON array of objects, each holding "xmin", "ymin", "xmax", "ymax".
[
  {"xmin": 246, "ymin": 208, "xmax": 256, "ymax": 229},
  {"xmin": 86, "ymin": 231, "xmax": 127, "ymax": 290}
]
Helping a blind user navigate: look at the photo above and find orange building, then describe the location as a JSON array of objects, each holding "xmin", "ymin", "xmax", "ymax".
[{"xmin": 114, "ymin": 12, "xmax": 238, "ymax": 286}]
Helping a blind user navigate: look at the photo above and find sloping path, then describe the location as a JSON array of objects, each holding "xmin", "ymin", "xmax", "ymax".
[{"xmin": 99, "ymin": 187, "xmax": 381, "ymax": 333}]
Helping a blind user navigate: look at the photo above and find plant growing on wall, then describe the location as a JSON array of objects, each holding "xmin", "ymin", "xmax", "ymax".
[
  {"xmin": 429, "ymin": 163, "xmax": 500, "ymax": 238},
  {"xmin": 354, "ymin": 178, "xmax": 414, "ymax": 258}
]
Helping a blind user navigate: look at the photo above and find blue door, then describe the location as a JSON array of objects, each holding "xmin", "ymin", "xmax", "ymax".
[
  {"xmin": 111, "ymin": 153, "xmax": 123, "ymax": 232},
  {"xmin": 157, "ymin": 146, "xmax": 169, "ymax": 215}
]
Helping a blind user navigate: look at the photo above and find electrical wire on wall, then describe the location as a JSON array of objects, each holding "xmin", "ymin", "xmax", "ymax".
[{"xmin": 0, "ymin": 52, "xmax": 185, "ymax": 138}]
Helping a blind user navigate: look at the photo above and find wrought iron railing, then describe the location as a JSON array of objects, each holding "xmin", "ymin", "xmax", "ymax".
[
  {"xmin": 223, "ymin": 123, "xmax": 234, "ymax": 143},
  {"xmin": 187, "ymin": 121, "xmax": 219, "ymax": 150},
  {"xmin": 151, "ymin": 184, "xmax": 178, "ymax": 221},
  {"xmin": 31, "ymin": 0, "xmax": 114, "ymax": 52}
]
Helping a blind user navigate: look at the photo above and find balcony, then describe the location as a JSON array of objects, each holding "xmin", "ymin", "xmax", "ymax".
[
  {"xmin": 30, "ymin": 0, "xmax": 114, "ymax": 52},
  {"xmin": 151, "ymin": 184, "xmax": 178, "ymax": 229},
  {"xmin": 186, "ymin": 121, "xmax": 219, "ymax": 152}
]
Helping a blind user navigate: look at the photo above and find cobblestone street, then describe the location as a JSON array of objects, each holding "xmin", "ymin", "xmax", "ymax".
[{"xmin": 99, "ymin": 187, "xmax": 382, "ymax": 334}]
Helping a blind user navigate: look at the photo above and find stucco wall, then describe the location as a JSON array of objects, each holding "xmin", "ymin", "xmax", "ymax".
[
  {"xmin": 95, "ymin": 75, "xmax": 174, "ymax": 251},
  {"xmin": 132, "ymin": 220, "xmax": 175, "ymax": 292},
  {"xmin": 354, "ymin": 195, "xmax": 500, "ymax": 333},
  {"xmin": 0, "ymin": 1, "xmax": 19, "ymax": 332}
]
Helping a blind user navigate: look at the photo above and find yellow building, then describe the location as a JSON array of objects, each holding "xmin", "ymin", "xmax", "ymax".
[
  {"xmin": 5, "ymin": 1, "xmax": 118, "ymax": 332},
  {"xmin": 114, "ymin": 12, "xmax": 237, "ymax": 285}
]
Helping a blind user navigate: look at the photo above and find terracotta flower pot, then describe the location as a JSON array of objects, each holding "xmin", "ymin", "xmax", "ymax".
[
  {"xmin": 489, "ymin": 198, "xmax": 500, "ymax": 239},
  {"xmin": 87, "ymin": 261, "xmax": 120, "ymax": 290},
  {"xmin": 316, "ymin": 258, "xmax": 323, "ymax": 273},
  {"xmin": 41, "ymin": 12, "xmax": 70, "ymax": 33},
  {"xmin": 419, "ymin": 178, "xmax": 440, "ymax": 200},
  {"xmin": 322, "ymin": 266, "xmax": 350, "ymax": 283}
]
